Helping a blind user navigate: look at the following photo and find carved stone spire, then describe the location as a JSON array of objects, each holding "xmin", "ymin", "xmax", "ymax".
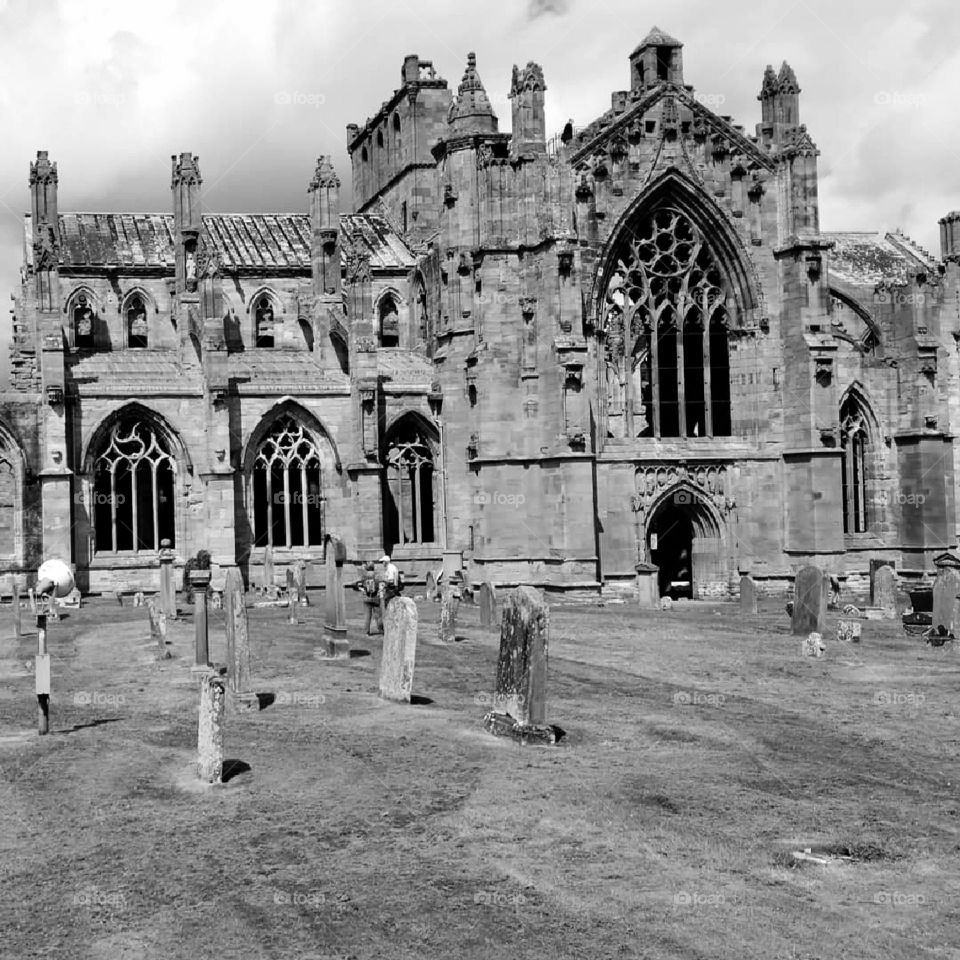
[
  {"xmin": 448, "ymin": 52, "xmax": 498, "ymax": 135},
  {"xmin": 510, "ymin": 61, "xmax": 547, "ymax": 156}
]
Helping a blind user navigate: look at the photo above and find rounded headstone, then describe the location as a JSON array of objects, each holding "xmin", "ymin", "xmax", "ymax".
[{"xmin": 36, "ymin": 559, "xmax": 75, "ymax": 598}]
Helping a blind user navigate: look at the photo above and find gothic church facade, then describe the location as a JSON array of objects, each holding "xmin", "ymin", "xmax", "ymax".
[{"xmin": 1, "ymin": 27, "xmax": 958, "ymax": 597}]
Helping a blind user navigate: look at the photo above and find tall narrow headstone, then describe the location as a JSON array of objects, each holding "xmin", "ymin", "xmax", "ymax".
[
  {"xmin": 438, "ymin": 582, "xmax": 459, "ymax": 643},
  {"xmin": 159, "ymin": 539, "xmax": 177, "ymax": 617},
  {"xmin": 322, "ymin": 535, "xmax": 348, "ymax": 657},
  {"xmin": 425, "ymin": 570, "xmax": 438, "ymax": 601},
  {"xmin": 296, "ymin": 560, "xmax": 308, "ymax": 606},
  {"xmin": 13, "ymin": 579, "xmax": 21, "ymax": 640},
  {"xmin": 379, "ymin": 597, "xmax": 418, "ymax": 703},
  {"xmin": 483, "ymin": 586, "xmax": 554, "ymax": 744},
  {"xmin": 197, "ymin": 673, "xmax": 226, "ymax": 783},
  {"xmin": 791, "ymin": 565, "xmax": 826, "ymax": 636},
  {"xmin": 286, "ymin": 568, "xmax": 297, "ymax": 624},
  {"xmin": 739, "ymin": 575, "xmax": 757, "ymax": 615},
  {"xmin": 478, "ymin": 581, "xmax": 497, "ymax": 629},
  {"xmin": 262, "ymin": 546, "xmax": 274, "ymax": 595},
  {"xmin": 189, "ymin": 569, "xmax": 212, "ymax": 670},
  {"xmin": 224, "ymin": 569, "xmax": 251, "ymax": 694},
  {"xmin": 873, "ymin": 565, "xmax": 897, "ymax": 619},
  {"xmin": 932, "ymin": 565, "xmax": 960, "ymax": 638},
  {"xmin": 145, "ymin": 596, "xmax": 169, "ymax": 659}
]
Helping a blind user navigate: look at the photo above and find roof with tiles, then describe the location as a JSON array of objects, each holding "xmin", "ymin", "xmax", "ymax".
[
  {"xmin": 26, "ymin": 213, "xmax": 415, "ymax": 272},
  {"xmin": 824, "ymin": 231, "xmax": 939, "ymax": 287}
]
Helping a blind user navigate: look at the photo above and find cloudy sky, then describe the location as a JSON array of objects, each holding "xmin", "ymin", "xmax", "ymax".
[{"xmin": 0, "ymin": 0, "xmax": 957, "ymax": 385}]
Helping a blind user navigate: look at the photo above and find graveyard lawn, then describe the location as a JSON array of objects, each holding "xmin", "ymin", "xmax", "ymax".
[{"xmin": 1, "ymin": 594, "xmax": 959, "ymax": 960}]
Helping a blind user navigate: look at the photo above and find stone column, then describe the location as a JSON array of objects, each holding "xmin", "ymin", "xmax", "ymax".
[
  {"xmin": 189, "ymin": 569, "xmax": 212, "ymax": 670},
  {"xmin": 438, "ymin": 581, "xmax": 459, "ymax": 643},
  {"xmin": 223, "ymin": 568, "xmax": 252, "ymax": 699},
  {"xmin": 197, "ymin": 672, "xmax": 226, "ymax": 782},
  {"xmin": 158, "ymin": 539, "xmax": 177, "ymax": 618},
  {"xmin": 483, "ymin": 585, "xmax": 555, "ymax": 744},
  {"xmin": 296, "ymin": 560, "xmax": 308, "ymax": 606}
]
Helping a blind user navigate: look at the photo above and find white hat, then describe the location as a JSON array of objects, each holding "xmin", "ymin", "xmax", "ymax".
[{"xmin": 380, "ymin": 555, "xmax": 391, "ymax": 563}]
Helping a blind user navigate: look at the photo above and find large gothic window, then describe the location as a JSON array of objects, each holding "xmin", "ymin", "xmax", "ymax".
[
  {"xmin": 383, "ymin": 421, "xmax": 436, "ymax": 550},
  {"xmin": 601, "ymin": 207, "xmax": 732, "ymax": 438},
  {"xmin": 126, "ymin": 295, "xmax": 149, "ymax": 348},
  {"xmin": 93, "ymin": 419, "xmax": 176, "ymax": 552},
  {"xmin": 840, "ymin": 395, "xmax": 870, "ymax": 534},
  {"xmin": 0, "ymin": 453, "xmax": 17, "ymax": 559},
  {"xmin": 252, "ymin": 416, "xmax": 324, "ymax": 548}
]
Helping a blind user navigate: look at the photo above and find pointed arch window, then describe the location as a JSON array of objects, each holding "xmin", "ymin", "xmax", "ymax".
[
  {"xmin": 254, "ymin": 294, "xmax": 276, "ymax": 348},
  {"xmin": 379, "ymin": 294, "xmax": 400, "ymax": 348},
  {"xmin": 126, "ymin": 295, "xmax": 149, "ymax": 348},
  {"xmin": 93, "ymin": 419, "xmax": 176, "ymax": 553},
  {"xmin": 383, "ymin": 421, "xmax": 436, "ymax": 550},
  {"xmin": 601, "ymin": 206, "xmax": 732, "ymax": 438},
  {"xmin": 252, "ymin": 416, "xmax": 324, "ymax": 548},
  {"xmin": 0, "ymin": 453, "xmax": 17, "ymax": 559},
  {"xmin": 841, "ymin": 395, "xmax": 870, "ymax": 534},
  {"xmin": 73, "ymin": 293, "xmax": 96, "ymax": 349}
]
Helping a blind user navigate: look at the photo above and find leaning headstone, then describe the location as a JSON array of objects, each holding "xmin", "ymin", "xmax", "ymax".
[
  {"xmin": 478, "ymin": 581, "xmax": 497, "ymax": 629},
  {"xmin": 145, "ymin": 596, "xmax": 170, "ymax": 659},
  {"xmin": 438, "ymin": 582, "xmax": 459, "ymax": 643},
  {"xmin": 295, "ymin": 560, "xmax": 308, "ymax": 606},
  {"xmin": 379, "ymin": 597, "xmax": 418, "ymax": 703},
  {"xmin": 321, "ymin": 535, "xmax": 348, "ymax": 658},
  {"xmin": 873, "ymin": 565, "xmax": 897, "ymax": 619},
  {"xmin": 836, "ymin": 620, "xmax": 861, "ymax": 644},
  {"xmin": 484, "ymin": 586, "xmax": 555, "ymax": 744},
  {"xmin": 739, "ymin": 575, "xmax": 758, "ymax": 615},
  {"xmin": 197, "ymin": 672, "xmax": 226, "ymax": 783},
  {"xmin": 801, "ymin": 631, "xmax": 825, "ymax": 658},
  {"xmin": 932, "ymin": 565, "xmax": 960, "ymax": 638},
  {"xmin": 791, "ymin": 565, "xmax": 827, "ymax": 636},
  {"xmin": 223, "ymin": 569, "xmax": 251, "ymax": 696}
]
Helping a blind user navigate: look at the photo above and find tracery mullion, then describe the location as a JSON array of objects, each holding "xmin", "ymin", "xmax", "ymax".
[
  {"xmin": 282, "ymin": 461, "xmax": 292, "ymax": 548},
  {"xmin": 676, "ymin": 300, "xmax": 687, "ymax": 439},
  {"xmin": 152, "ymin": 460, "xmax": 159, "ymax": 552},
  {"xmin": 131, "ymin": 457, "xmax": 140, "ymax": 553},
  {"xmin": 110, "ymin": 462, "xmax": 119, "ymax": 553},
  {"xmin": 702, "ymin": 293, "xmax": 713, "ymax": 437},
  {"xmin": 265, "ymin": 463, "xmax": 274, "ymax": 549},
  {"xmin": 301, "ymin": 462, "xmax": 309, "ymax": 548}
]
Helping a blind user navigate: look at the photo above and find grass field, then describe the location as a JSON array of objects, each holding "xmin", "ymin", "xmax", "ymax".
[{"xmin": 1, "ymin": 591, "xmax": 958, "ymax": 960}]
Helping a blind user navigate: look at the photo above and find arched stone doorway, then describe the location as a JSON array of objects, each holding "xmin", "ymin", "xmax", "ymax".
[{"xmin": 645, "ymin": 487, "xmax": 724, "ymax": 599}]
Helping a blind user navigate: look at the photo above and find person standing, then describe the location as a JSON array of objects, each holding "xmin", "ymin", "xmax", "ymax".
[
  {"xmin": 360, "ymin": 561, "xmax": 382, "ymax": 635},
  {"xmin": 379, "ymin": 554, "xmax": 400, "ymax": 624}
]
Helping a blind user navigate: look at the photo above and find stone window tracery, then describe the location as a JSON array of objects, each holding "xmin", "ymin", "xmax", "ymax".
[
  {"xmin": 252, "ymin": 416, "xmax": 324, "ymax": 549},
  {"xmin": 254, "ymin": 294, "xmax": 276, "ymax": 348},
  {"xmin": 126, "ymin": 294, "xmax": 148, "ymax": 348},
  {"xmin": 93, "ymin": 419, "xmax": 176, "ymax": 553},
  {"xmin": 384, "ymin": 423, "xmax": 436, "ymax": 549},
  {"xmin": 73, "ymin": 293, "xmax": 95, "ymax": 349},
  {"xmin": 601, "ymin": 206, "xmax": 732, "ymax": 438},
  {"xmin": 0, "ymin": 454, "xmax": 17, "ymax": 559},
  {"xmin": 840, "ymin": 396, "xmax": 869, "ymax": 534}
]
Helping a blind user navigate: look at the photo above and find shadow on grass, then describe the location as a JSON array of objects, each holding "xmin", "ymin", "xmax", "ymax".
[
  {"xmin": 54, "ymin": 717, "xmax": 124, "ymax": 735},
  {"xmin": 255, "ymin": 692, "xmax": 276, "ymax": 710},
  {"xmin": 222, "ymin": 759, "xmax": 251, "ymax": 783},
  {"xmin": 349, "ymin": 649, "xmax": 371, "ymax": 659},
  {"xmin": 410, "ymin": 694, "xmax": 434, "ymax": 706}
]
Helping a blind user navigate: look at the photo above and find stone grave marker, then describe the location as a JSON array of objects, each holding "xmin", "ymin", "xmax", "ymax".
[
  {"xmin": 12, "ymin": 579, "xmax": 21, "ymax": 640},
  {"xmin": 262, "ymin": 546, "xmax": 274, "ymax": 595},
  {"xmin": 739, "ymin": 575, "xmax": 757, "ymax": 615},
  {"xmin": 197, "ymin": 672, "xmax": 226, "ymax": 783},
  {"xmin": 478, "ymin": 581, "xmax": 497, "ymax": 629},
  {"xmin": 438, "ymin": 581, "xmax": 459, "ymax": 643},
  {"xmin": 133, "ymin": 591, "xmax": 145, "ymax": 608},
  {"xmin": 286, "ymin": 568, "xmax": 297, "ymax": 624},
  {"xmin": 932, "ymin": 564, "xmax": 960, "ymax": 638},
  {"xmin": 425, "ymin": 570, "xmax": 438, "ymax": 601},
  {"xmin": 60, "ymin": 587, "xmax": 81, "ymax": 610},
  {"xmin": 836, "ymin": 619, "xmax": 861, "ymax": 643},
  {"xmin": 379, "ymin": 596, "xmax": 418, "ymax": 703},
  {"xmin": 801, "ymin": 631, "xmax": 825, "ymax": 658},
  {"xmin": 159, "ymin": 539, "xmax": 177, "ymax": 618},
  {"xmin": 791, "ymin": 565, "xmax": 827, "ymax": 636},
  {"xmin": 873, "ymin": 565, "xmax": 897, "ymax": 619},
  {"xmin": 145, "ymin": 596, "xmax": 170, "ymax": 659},
  {"xmin": 484, "ymin": 586, "xmax": 555, "ymax": 744},
  {"xmin": 224, "ymin": 569, "xmax": 251, "ymax": 696},
  {"xmin": 321, "ymin": 535, "xmax": 348, "ymax": 657},
  {"xmin": 296, "ymin": 560, "xmax": 308, "ymax": 606},
  {"xmin": 209, "ymin": 590, "xmax": 223, "ymax": 611}
]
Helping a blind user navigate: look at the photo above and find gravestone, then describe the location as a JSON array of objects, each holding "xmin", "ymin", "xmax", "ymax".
[
  {"xmin": 321, "ymin": 535, "xmax": 348, "ymax": 657},
  {"xmin": 189, "ymin": 569, "xmax": 212, "ymax": 670},
  {"xmin": 379, "ymin": 597, "xmax": 418, "ymax": 703},
  {"xmin": 836, "ymin": 619, "xmax": 861, "ymax": 643},
  {"xmin": 932, "ymin": 565, "xmax": 960, "ymax": 638},
  {"xmin": 224, "ymin": 569, "xmax": 251, "ymax": 695},
  {"xmin": 286, "ymin": 569, "xmax": 297, "ymax": 624},
  {"xmin": 60, "ymin": 587, "xmax": 81, "ymax": 609},
  {"xmin": 801, "ymin": 631, "xmax": 825, "ymax": 658},
  {"xmin": 739, "ymin": 575, "xmax": 757, "ymax": 615},
  {"xmin": 438, "ymin": 582, "xmax": 459, "ymax": 643},
  {"xmin": 197, "ymin": 673, "xmax": 226, "ymax": 783},
  {"xmin": 114, "ymin": 589, "xmax": 122, "ymax": 607},
  {"xmin": 791, "ymin": 565, "xmax": 827, "ymax": 636},
  {"xmin": 159, "ymin": 539, "xmax": 177, "ymax": 618},
  {"xmin": 425, "ymin": 570, "xmax": 438, "ymax": 601},
  {"xmin": 133, "ymin": 591, "xmax": 145, "ymax": 608},
  {"xmin": 12, "ymin": 580, "xmax": 21, "ymax": 640},
  {"xmin": 47, "ymin": 597, "xmax": 60, "ymax": 623},
  {"xmin": 484, "ymin": 586, "xmax": 554, "ymax": 744},
  {"xmin": 209, "ymin": 590, "xmax": 223, "ymax": 611},
  {"xmin": 262, "ymin": 545, "xmax": 274, "ymax": 595},
  {"xmin": 873, "ymin": 565, "xmax": 897, "ymax": 619},
  {"xmin": 296, "ymin": 560, "xmax": 308, "ymax": 606},
  {"xmin": 145, "ymin": 596, "xmax": 170, "ymax": 659},
  {"xmin": 478, "ymin": 581, "xmax": 497, "ymax": 629}
]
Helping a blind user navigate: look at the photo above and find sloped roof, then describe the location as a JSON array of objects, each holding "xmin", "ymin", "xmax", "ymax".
[
  {"xmin": 824, "ymin": 231, "xmax": 938, "ymax": 286},
  {"xmin": 631, "ymin": 26, "xmax": 681, "ymax": 55},
  {"xmin": 27, "ymin": 213, "xmax": 415, "ymax": 272}
]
